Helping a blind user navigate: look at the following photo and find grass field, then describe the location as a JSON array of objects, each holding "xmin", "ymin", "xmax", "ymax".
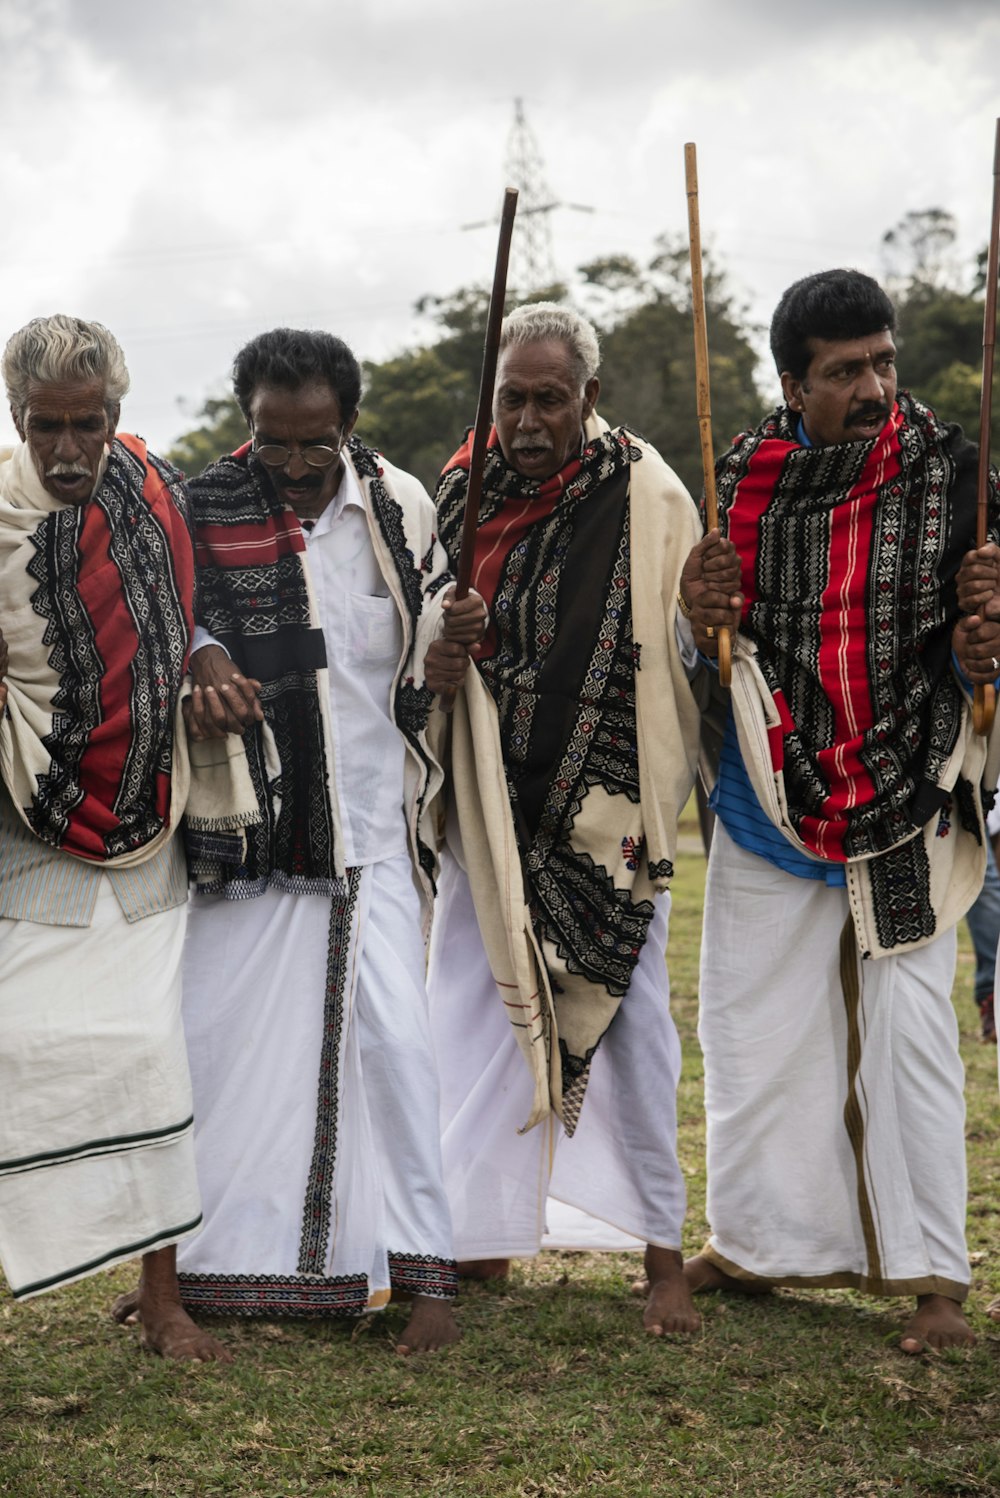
[{"xmin": 2, "ymin": 807, "xmax": 999, "ymax": 1496}]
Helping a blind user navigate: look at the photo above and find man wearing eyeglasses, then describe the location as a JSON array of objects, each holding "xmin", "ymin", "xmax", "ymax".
[{"xmin": 114, "ymin": 328, "xmax": 484, "ymax": 1357}]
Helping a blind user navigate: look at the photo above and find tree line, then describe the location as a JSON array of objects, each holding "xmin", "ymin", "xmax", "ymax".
[{"xmin": 167, "ymin": 209, "xmax": 999, "ymax": 500}]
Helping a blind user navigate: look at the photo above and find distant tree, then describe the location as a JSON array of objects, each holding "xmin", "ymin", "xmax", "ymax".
[
  {"xmin": 580, "ymin": 235, "xmax": 763, "ymax": 495},
  {"xmin": 882, "ymin": 207, "xmax": 960, "ymax": 292},
  {"xmin": 884, "ymin": 209, "xmax": 999, "ymax": 449},
  {"xmin": 166, "ymin": 393, "xmax": 246, "ymax": 476}
]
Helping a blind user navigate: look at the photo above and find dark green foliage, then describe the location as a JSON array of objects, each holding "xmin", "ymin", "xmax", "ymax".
[
  {"xmin": 886, "ymin": 208, "xmax": 1000, "ymax": 450},
  {"xmin": 166, "ymin": 394, "xmax": 247, "ymax": 478}
]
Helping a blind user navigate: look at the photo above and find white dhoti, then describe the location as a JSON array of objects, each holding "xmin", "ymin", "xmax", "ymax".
[
  {"xmin": 0, "ymin": 879, "xmax": 200, "ymax": 1299},
  {"xmin": 699, "ymin": 821, "xmax": 969, "ymax": 1298},
  {"xmin": 427, "ymin": 851, "xmax": 685, "ymax": 1258},
  {"xmin": 177, "ymin": 852, "xmax": 456, "ymax": 1315}
]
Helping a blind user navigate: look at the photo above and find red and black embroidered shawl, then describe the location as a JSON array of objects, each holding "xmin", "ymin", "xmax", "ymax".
[
  {"xmin": 19, "ymin": 435, "xmax": 194, "ymax": 861},
  {"xmin": 716, "ymin": 392, "xmax": 1000, "ymax": 864}
]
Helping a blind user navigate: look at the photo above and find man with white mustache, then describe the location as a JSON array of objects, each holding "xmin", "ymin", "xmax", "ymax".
[
  {"xmin": 428, "ymin": 301, "xmax": 708, "ymax": 1336},
  {"xmin": 0, "ymin": 314, "xmax": 228, "ymax": 1362}
]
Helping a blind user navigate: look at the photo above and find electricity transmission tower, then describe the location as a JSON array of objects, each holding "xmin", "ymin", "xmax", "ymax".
[{"xmin": 463, "ymin": 98, "xmax": 595, "ymax": 294}]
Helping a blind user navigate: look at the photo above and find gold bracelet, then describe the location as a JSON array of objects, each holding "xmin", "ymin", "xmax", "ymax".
[{"xmin": 676, "ymin": 589, "xmax": 693, "ymax": 620}]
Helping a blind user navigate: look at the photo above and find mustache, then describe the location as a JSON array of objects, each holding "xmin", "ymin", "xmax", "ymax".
[
  {"xmin": 511, "ymin": 435, "xmax": 553, "ymax": 451},
  {"xmin": 45, "ymin": 462, "xmax": 91, "ymax": 478},
  {"xmin": 272, "ymin": 470, "xmax": 323, "ymax": 490},
  {"xmin": 847, "ymin": 402, "xmax": 889, "ymax": 427}
]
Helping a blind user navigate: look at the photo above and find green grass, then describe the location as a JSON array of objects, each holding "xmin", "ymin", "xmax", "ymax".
[{"xmin": 2, "ymin": 804, "xmax": 999, "ymax": 1496}]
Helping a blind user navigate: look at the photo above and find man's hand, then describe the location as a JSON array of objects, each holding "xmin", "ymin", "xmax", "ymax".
[
  {"xmin": 0, "ymin": 625, "xmax": 7, "ymax": 713},
  {"xmin": 679, "ymin": 529, "xmax": 744, "ymax": 657},
  {"xmin": 957, "ymin": 543, "xmax": 1000, "ymax": 615},
  {"xmin": 425, "ymin": 639, "xmax": 472, "ymax": 696},
  {"xmin": 441, "ymin": 587, "xmax": 488, "ymax": 651},
  {"xmin": 183, "ymin": 644, "xmax": 264, "ymax": 742},
  {"xmin": 953, "ymin": 599, "xmax": 1000, "ymax": 685}
]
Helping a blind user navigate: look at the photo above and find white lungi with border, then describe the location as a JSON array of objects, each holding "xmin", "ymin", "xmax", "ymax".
[
  {"xmin": 428, "ymin": 850, "xmax": 684, "ymax": 1257},
  {"xmin": 177, "ymin": 853, "xmax": 456, "ymax": 1315},
  {"xmin": 0, "ymin": 879, "xmax": 200, "ymax": 1299},
  {"xmin": 699, "ymin": 821, "xmax": 969, "ymax": 1298}
]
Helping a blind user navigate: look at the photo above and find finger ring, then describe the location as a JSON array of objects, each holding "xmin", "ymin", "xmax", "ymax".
[{"xmin": 705, "ymin": 625, "xmax": 716, "ymax": 639}]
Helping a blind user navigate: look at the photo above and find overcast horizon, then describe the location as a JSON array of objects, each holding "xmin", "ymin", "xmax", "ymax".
[{"xmin": 1, "ymin": 0, "xmax": 997, "ymax": 456}]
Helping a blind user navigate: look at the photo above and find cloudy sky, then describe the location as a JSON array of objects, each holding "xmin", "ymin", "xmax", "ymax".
[{"xmin": 1, "ymin": 0, "xmax": 997, "ymax": 455}]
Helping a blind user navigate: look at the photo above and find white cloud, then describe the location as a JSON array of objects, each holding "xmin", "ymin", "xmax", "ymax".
[{"xmin": 0, "ymin": 0, "xmax": 997, "ymax": 452}]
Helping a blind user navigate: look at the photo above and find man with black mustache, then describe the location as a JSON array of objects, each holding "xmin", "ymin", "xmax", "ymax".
[
  {"xmin": 114, "ymin": 328, "xmax": 485, "ymax": 1356},
  {"xmin": 681, "ymin": 268, "xmax": 1000, "ymax": 1353}
]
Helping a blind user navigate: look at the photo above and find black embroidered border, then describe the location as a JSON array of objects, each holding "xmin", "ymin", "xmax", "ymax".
[
  {"xmin": 868, "ymin": 835, "xmax": 936, "ymax": 950},
  {"xmin": 387, "ymin": 1252, "xmax": 458, "ymax": 1300},
  {"xmin": 177, "ymin": 1271, "xmax": 369, "ymax": 1318},
  {"xmin": 297, "ymin": 867, "xmax": 361, "ymax": 1274}
]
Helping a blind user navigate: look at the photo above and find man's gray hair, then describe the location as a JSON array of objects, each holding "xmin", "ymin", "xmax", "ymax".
[
  {"xmin": 499, "ymin": 302, "xmax": 600, "ymax": 386},
  {"xmin": 2, "ymin": 314, "xmax": 130, "ymax": 418}
]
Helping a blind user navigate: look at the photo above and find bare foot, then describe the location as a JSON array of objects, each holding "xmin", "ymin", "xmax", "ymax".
[
  {"xmin": 987, "ymin": 1298, "xmax": 1000, "ymax": 1323},
  {"xmin": 457, "ymin": 1258, "xmax": 510, "ymax": 1280},
  {"xmin": 899, "ymin": 1294, "xmax": 975, "ymax": 1355},
  {"xmin": 111, "ymin": 1286, "xmax": 141, "ymax": 1325},
  {"xmin": 643, "ymin": 1246, "xmax": 700, "ymax": 1336},
  {"xmin": 683, "ymin": 1254, "xmax": 771, "ymax": 1295},
  {"xmin": 134, "ymin": 1246, "xmax": 233, "ymax": 1364},
  {"xmin": 140, "ymin": 1296, "xmax": 234, "ymax": 1363},
  {"xmin": 395, "ymin": 1294, "xmax": 460, "ymax": 1355}
]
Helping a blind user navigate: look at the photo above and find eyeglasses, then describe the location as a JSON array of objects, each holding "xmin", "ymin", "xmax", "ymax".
[{"xmin": 252, "ymin": 441, "xmax": 342, "ymax": 469}]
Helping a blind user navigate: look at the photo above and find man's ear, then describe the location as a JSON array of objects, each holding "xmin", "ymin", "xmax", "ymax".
[
  {"xmin": 582, "ymin": 376, "xmax": 600, "ymax": 422},
  {"xmin": 11, "ymin": 405, "xmax": 24, "ymax": 442},
  {"xmin": 343, "ymin": 407, "xmax": 360, "ymax": 443},
  {"xmin": 105, "ymin": 402, "xmax": 120, "ymax": 444},
  {"xmin": 780, "ymin": 371, "xmax": 803, "ymax": 413}
]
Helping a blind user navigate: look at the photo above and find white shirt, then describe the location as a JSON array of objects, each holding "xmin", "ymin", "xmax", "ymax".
[
  {"xmin": 194, "ymin": 461, "xmax": 409, "ymax": 867},
  {"xmin": 305, "ymin": 462, "xmax": 408, "ymax": 866}
]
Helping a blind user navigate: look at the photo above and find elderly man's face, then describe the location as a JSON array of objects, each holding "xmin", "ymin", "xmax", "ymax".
[
  {"xmin": 493, "ymin": 339, "xmax": 599, "ymax": 481},
  {"xmin": 781, "ymin": 330, "xmax": 898, "ymax": 449},
  {"xmin": 248, "ymin": 380, "xmax": 359, "ymax": 522},
  {"xmin": 14, "ymin": 377, "xmax": 118, "ymax": 505}
]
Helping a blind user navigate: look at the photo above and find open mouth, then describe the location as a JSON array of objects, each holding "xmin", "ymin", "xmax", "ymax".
[
  {"xmin": 513, "ymin": 445, "xmax": 553, "ymax": 467},
  {"xmin": 848, "ymin": 406, "xmax": 889, "ymax": 437},
  {"xmin": 47, "ymin": 471, "xmax": 90, "ymax": 495}
]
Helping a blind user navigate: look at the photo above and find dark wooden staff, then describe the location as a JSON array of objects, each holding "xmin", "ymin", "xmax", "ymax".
[
  {"xmin": 973, "ymin": 118, "xmax": 1000, "ymax": 737},
  {"xmin": 439, "ymin": 186, "xmax": 518, "ymax": 713},
  {"xmin": 684, "ymin": 142, "xmax": 731, "ymax": 686}
]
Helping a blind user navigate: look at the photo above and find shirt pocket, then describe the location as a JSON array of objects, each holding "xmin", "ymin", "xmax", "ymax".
[{"xmin": 346, "ymin": 592, "xmax": 400, "ymax": 664}]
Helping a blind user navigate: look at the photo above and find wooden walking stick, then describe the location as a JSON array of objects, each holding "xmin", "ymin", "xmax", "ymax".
[
  {"xmin": 438, "ymin": 186, "xmax": 518, "ymax": 713},
  {"xmin": 973, "ymin": 118, "xmax": 1000, "ymax": 736},
  {"xmin": 684, "ymin": 142, "xmax": 731, "ymax": 687}
]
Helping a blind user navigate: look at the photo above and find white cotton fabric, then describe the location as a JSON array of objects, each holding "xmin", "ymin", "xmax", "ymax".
[
  {"xmin": 0, "ymin": 879, "xmax": 200, "ymax": 1297},
  {"xmin": 300, "ymin": 464, "xmax": 407, "ymax": 867},
  {"xmin": 176, "ymin": 854, "xmax": 454, "ymax": 1297},
  {"xmin": 428, "ymin": 851, "xmax": 684, "ymax": 1257},
  {"xmin": 699, "ymin": 821, "xmax": 969, "ymax": 1292}
]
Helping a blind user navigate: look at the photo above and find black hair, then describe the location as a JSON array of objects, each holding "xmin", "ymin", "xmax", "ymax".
[
  {"xmin": 231, "ymin": 328, "xmax": 362, "ymax": 421},
  {"xmin": 769, "ymin": 270, "xmax": 897, "ymax": 378}
]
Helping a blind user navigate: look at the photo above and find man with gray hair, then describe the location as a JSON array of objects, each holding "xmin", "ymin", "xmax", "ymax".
[
  {"xmin": 428, "ymin": 301, "xmax": 707, "ymax": 1334},
  {"xmin": 0, "ymin": 314, "xmax": 228, "ymax": 1361}
]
